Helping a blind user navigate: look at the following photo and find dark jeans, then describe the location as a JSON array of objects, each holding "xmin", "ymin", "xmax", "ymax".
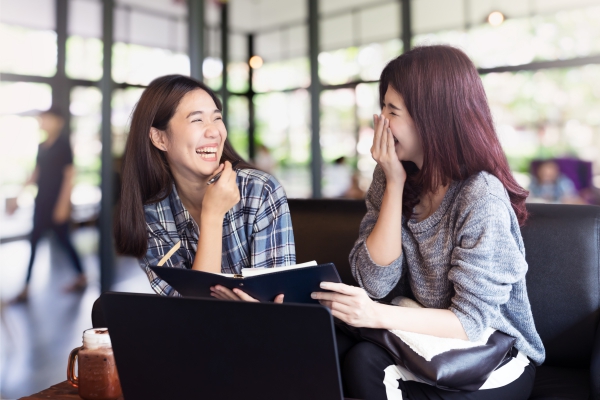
[
  {"xmin": 26, "ymin": 218, "xmax": 84, "ymax": 283},
  {"xmin": 336, "ymin": 327, "xmax": 536, "ymax": 400}
]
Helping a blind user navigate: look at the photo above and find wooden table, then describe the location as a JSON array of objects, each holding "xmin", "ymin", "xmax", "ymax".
[
  {"xmin": 20, "ymin": 381, "xmax": 358, "ymax": 399},
  {"xmin": 19, "ymin": 381, "xmax": 123, "ymax": 400}
]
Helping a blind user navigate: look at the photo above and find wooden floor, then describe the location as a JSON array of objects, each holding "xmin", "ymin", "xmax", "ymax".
[{"xmin": 0, "ymin": 227, "xmax": 152, "ymax": 399}]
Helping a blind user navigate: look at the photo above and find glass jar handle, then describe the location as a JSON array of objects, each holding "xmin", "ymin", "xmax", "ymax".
[{"xmin": 67, "ymin": 346, "xmax": 81, "ymax": 388}]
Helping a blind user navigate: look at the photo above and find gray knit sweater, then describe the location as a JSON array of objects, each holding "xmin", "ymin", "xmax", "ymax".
[{"xmin": 349, "ymin": 166, "xmax": 546, "ymax": 365}]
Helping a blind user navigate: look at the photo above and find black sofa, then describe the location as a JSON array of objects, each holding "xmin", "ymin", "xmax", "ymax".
[
  {"xmin": 288, "ymin": 199, "xmax": 600, "ymax": 400},
  {"xmin": 93, "ymin": 200, "xmax": 600, "ymax": 399}
]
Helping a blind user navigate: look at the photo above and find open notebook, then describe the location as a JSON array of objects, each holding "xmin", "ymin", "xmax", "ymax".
[
  {"xmin": 150, "ymin": 261, "xmax": 341, "ymax": 304},
  {"xmin": 220, "ymin": 260, "xmax": 317, "ymax": 278}
]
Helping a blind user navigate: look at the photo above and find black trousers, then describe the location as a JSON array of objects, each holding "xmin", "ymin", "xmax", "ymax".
[
  {"xmin": 336, "ymin": 328, "xmax": 536, "ymax": 400},
  {"xmin": 26, "ymin": 216, "xmax": 84, "ymax": 283}
]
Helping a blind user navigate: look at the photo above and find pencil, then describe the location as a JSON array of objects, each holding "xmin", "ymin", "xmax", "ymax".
[
  {"xmin": 207, "ymin": 160, "xmax": 240, "ymax": 185},
  {"xmin": 157, "ymin": 241, "xmax": 181, "ymax": 266}
]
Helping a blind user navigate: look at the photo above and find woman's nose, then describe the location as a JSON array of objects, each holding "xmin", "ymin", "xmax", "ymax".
[{"xmin": 204, "ymin": 124, "xmax": 220, "ymax": 138}]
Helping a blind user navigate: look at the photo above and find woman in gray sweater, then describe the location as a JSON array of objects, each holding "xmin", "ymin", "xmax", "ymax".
[{"xmin": 312, "ymin": 45, "xmax": 544, "ymax": 399}]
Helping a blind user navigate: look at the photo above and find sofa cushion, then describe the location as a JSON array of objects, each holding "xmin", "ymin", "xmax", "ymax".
[
  {"xmin": 288, "ymin": 199, "xmax": 366, "ymax": 286},
  {"xmin": 529, "ymin": 365, "xmax": 590, "ymax": 399},
  {"xmin": 521, "ymin": 204, "xmax": 600, "ymax": 369}
]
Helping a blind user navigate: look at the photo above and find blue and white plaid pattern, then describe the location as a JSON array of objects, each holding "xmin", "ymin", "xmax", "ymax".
[{"xmin": 140, "ymin": 169, "xmax": 296, "ymax": 296}]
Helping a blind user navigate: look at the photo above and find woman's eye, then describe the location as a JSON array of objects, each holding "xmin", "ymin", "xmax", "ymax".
[
  {"xmin": 215, "ymin": 116, "xmax": 222, "ymax": 121},
  {"xmin": 192, "ymin": 119, "xmax": 202, "ymax": 123}
]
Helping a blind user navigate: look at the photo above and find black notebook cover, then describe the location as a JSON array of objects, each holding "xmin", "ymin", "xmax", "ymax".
[{"xmin": 149, "ymin": 263, "xmax": 342, "ymax": 304}]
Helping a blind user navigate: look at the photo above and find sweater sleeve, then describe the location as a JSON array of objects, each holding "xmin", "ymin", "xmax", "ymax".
[
  {"xmin": 448, "ymin": 194, "xmax": 528, "ymax": 341},
  {"xmin": 349, "ymin": 165, "xmax": 404, "ymax": 299}
]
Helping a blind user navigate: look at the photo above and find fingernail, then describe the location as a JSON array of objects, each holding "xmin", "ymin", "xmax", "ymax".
[
  {"xmin": 320, "ymin": 282, "xmax": 328, "ymax": 289},
  {"xmin": 311, "ymin": 293, "xmax": 316, "ymax": 298}
]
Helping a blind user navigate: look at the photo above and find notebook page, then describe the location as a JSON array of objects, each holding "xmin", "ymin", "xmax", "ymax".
[
  {"xmin": 240, "ymin": 260, "xmax": 318, "ymax": 277},
  {"xmin": 201, "ymin": 271, "xmax": 238, "ymax": 277}
]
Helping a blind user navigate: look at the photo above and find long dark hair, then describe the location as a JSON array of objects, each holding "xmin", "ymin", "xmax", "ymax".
[
  {"xmin": 379, "ymin": 45, "xmax": 528, "ymax": 225},
  {"xmin": 114, "ymin": 74, "xmax": 252, "ymax": 257}
]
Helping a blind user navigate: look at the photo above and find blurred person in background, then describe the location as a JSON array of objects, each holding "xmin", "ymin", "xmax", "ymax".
[
  {"xmin": 254, "ymin": 143, "xmax": 276, "ymax": 174},
  {"xmin": 528, "ymin": 160, "xmax": 583, "ymax": 204},
  {"xmin": 323, "ymin": 156, "xmax": 353, "ymax": 198},
  {"xmin": 6, "ymin": 107, "xmax": 86, "ymax": 303},
  {"xmin": 343, "ymin": 171, "xmax": 366, "ymax": 199}
]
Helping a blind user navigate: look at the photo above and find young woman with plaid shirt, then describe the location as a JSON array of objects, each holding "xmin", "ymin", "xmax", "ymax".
[{"xmin": 114, "ymin": 75, "xmax": 295, "ymax": 301}]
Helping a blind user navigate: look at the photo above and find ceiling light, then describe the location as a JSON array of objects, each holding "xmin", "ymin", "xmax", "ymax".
[
  {"xmin": 487, "ymin": 11, "xmax": 505, "ymax": 26},
  {"xmin": 249, "ymin": 55, "xmax": 263, "ymax": 69}
]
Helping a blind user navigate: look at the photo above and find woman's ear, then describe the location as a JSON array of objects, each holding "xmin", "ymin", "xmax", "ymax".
[{"xmin": 149, "ymin": 127, "xmax": 168, "ymax": 151}]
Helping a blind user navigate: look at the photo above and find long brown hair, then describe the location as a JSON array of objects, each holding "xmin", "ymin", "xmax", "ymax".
[
  {"xmin": 379, "ymin": 45, "xmax": 528, "ymax": 225},
  {"xmin": 114, "ymin": 74, "xmax": 252, "ymax": 257}
]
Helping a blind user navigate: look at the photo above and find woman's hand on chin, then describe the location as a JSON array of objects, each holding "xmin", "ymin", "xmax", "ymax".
[
  {"xmin": 202, "ymin": 161, "xmax": 240, "ymax": 218},
  {"xmin": 210, "ymin": 285, "xmax": 284, "ymax": 304},
  {"xmin": 371, "ymin": 114, "xmax": 406, "ymax": 186},
  {"xmin": 311, "ymin": 282, "xmax": 382, "ymax": 328}
]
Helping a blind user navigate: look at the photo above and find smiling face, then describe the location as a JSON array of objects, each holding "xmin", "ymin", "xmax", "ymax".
[
  {"xmin": 150, "ymin": 89, "xmax": 227, "ymax": 180},
  {"xmin": 381, "ymin": 85, "xmax": 423, "ymax": 168}
]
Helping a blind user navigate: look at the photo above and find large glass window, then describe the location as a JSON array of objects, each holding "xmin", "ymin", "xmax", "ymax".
[
  {"xmin": 483, "ymin": 65, "xmax": 600, "ymax": 174},
  {"xmin": 320, "ymin": 89, "xmax": 357, "ymax": 197},
  {"xmin": 66, "ymin": 0, "xmax": 103, "ymax": 81},
  {"xmin": 319, "ymin": 40, "xmax": 402, "ymax": 85},
  {"xmin": 0, "ymin": 83, "xmax": 52, "ymax": 201},
  {"xmin": 254, "ymin": 89, "xmax": 311, "ymax": 198},
  {"xmin": 253, "ymin": 58, "xmax": 310, "ymax": 93},
  {"xmin": 70, "ymin": 86, "xmax": 103, "ymax": 222},
  {"xmin": 227, "ymin": 95, "xmax": 250, "ymax": 160},
  {"xmin": 0, "ymin": 24, "xmax": 57, "ymax": 77},
  {"xmin": 250, "ymin": 53, "xmax": 312, "ymax": 197},
  {"xmin": 66, "ymin": 36, "xmax": 103, "ymax": 81},
  {"xmin": 203, "ymin": 57, "xmax": 223, "ymax": 91},
  {"xmin": 413, "ymin": 5, "xmax": 600, "ymax": 69},
  {"xmin": 354, "ymin": 82, "xmax": 380, "ymax": 193},
  {"xmin": 112, "ymin": 87, "xmax": 145, "ymax": 157},
  {"xmin": 70, "ymin": 86, "xmax": 102, "ymax": 186},
  {"xmin": 112, "ymin": 42, "xmax": 190, "ymax": 86},
  {"xmin": 228, "ymin": 62, "xmax": 249, "ymax": 93}
]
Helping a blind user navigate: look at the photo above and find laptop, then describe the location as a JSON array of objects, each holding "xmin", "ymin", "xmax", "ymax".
[{"xmin": 101, "ymin": 292, "xmax": 345, "ymax": 400}]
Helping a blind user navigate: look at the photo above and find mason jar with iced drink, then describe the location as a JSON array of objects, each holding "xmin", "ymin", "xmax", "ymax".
[{"xmin": 67, "ymin": 328, "xmax": 122, "ymax": 400}]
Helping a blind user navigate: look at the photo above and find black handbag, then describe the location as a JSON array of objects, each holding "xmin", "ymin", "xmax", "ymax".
[{"xmin": 336, "ymin": 321, "xmax": 517, "ymax": 392}]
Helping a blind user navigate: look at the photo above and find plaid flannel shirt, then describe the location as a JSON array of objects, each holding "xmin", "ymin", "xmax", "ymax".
[{"xmin": 140, "ymin": 168, "xmax": 296, "ymax": 296}]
